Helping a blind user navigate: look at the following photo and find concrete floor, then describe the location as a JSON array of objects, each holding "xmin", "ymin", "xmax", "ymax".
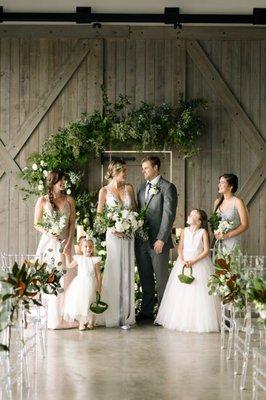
[{"xmin": 21, "ymin": 324, "xmax": 257, "ymax": 400}]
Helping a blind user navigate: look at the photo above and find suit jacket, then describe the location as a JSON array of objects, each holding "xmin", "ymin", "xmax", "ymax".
[{"xmin": 136, "ymin": 177, "xmax": 178, "ymax": 249}]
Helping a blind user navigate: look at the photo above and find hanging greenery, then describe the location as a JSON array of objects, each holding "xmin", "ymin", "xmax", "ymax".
[{"xmin": 19, "ymin": 87, "xmax": 207, "ymax": 224}]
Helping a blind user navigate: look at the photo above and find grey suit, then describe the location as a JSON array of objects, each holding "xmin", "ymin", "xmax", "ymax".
[{"xmin": 135, "ymin": 177, "xmax": 178, "ymax": 317}]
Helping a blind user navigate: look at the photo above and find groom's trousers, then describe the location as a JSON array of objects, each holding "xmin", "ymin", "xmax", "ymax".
[{"xmin": 135, "ymin": 240, "xmax": 169, "ymax": 317}]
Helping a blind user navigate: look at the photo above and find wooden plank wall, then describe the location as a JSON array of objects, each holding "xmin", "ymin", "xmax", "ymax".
[
  {"xmin": 0, "ymin": 27, "xmax": 265, "ymax": 255},
  {"xmin": 186, "ymin": 39, "xmax": 265, "ymax": 253}
]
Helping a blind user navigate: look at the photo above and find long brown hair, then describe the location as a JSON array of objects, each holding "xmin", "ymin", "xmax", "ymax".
[
  {"xmin": 215, "ymin": 173, "xmax": 239, "ymax": 211},
  {"xmin": 46, "ymin": 171, "xmax": 66, "ymax": 210}
]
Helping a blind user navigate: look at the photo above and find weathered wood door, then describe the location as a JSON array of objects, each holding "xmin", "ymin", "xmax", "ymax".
[{"xmin": 0, "ymin": 27, "xmax": 265, "ymax": 254}]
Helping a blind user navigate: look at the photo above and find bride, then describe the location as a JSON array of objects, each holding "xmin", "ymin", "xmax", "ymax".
[{"xmin": 96, "ymin": 160, "xmax": 137, "ymax": 328}]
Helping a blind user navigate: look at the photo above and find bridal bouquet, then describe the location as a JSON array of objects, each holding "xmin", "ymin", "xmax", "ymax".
[
  {"xmin": 214, "ymin": 219, "xmax": 235, "ymax": 236},
  {"xmin": 94, "ymin": 204, "xmax": 148, "ymax": 240},
  {"xmin": 37, "ymin": 210, "xmax": 67, "ymax": 236}
]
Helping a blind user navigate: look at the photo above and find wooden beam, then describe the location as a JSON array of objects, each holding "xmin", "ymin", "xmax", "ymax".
[
  {"xmin": 0, "ymin": 26, "xmax": 266, "ymax": 40},
  {"xmin": 238, "ymin": 160, "xmax": 266, "ymax": 205},
  {"xmin": 186, "ymin": 40, "xmax": 266, "ymax": 159},
  {"xmin": 0, "ymin": 139, "xmax": 22, "ymax": 186},
  {"xmin": 0, "ymin": 38, "xmax": 93, "ymax": 180}
]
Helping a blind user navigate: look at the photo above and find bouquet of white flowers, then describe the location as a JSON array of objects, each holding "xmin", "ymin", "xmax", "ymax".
[
  {"xmin": 94, "ymin": 204, "xmax": 148, "ymax": 240},
  {"xmin": 37, "ymin": 210, "xmax": 67, "ymax": 236},
  {"xmin": 214, "ymin": 219, "xmax": 235, "ymax": 236}
]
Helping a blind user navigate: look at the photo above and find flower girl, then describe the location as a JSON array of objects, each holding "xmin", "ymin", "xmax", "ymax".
[
  {"xmin": 63, "ymin": 237, "xmax": 102, "ymax": 330},
  {"xmin": 155, "ymin": 209, "xmax": 220, "ymax": 332}
]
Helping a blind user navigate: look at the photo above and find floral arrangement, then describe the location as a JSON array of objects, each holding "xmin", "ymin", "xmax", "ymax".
[
  {"xmin": 37, "ymin": 209, "xmax": 67, "ymax": 237},
  {"xmin": 0, "ymin": 257, "xmax": 64, "ymax": 351},
  {"xmin": 214, "ymin": 219, "xmax": 235, "ymax": 236},
  {"xmin": 208, "ymin": 248, "xmax": 246, "ymax": 309}
]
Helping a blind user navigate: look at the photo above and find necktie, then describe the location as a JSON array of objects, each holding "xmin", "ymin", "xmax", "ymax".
[{"xmin": 145, "ymin": 182, "xmax": 152, "ymax": 202}]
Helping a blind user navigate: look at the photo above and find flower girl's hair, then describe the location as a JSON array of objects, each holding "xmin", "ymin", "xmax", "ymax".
[
  {"xmin": 105, "ymin": 159, "xmax": 126, "ymax": 181},
  {"xmin": 195, "ymin": 209, "xmax": 209, "ymax": 232},
  {"xmin": 78, "ymin": 236, "xmax": 95, "ymax": 256},
  {"xmin": 46, "ymin": 171, "xmax": 66, "ymax": 210}
]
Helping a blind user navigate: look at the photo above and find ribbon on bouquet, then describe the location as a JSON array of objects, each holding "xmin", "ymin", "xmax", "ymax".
[
  {"xmin": 119, "ymin": 238, "xmax": 132, "ymax": 327},
  {"xmin": 212, "ymin": 239, "xmax": 222, "ymax": 263}
]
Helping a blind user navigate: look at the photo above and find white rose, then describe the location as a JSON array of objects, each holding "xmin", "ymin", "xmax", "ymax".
[
  {"xmin": 112, "ymin": 213, "xmax": 119, "ymax": 221},
  {"xmin": 38, "ymin": 184, "xmax": 44, "ymax": 191},
  {"xmin": 32, "ymin": 163, "xmax": 38, "ymax": 171},
  {"xmin": 43, "ymin": 170, "xmax": 48, "ymax": 177},
  {"xmin": 259, "ymin": 309, "xmax": 266, "ymax": 319},
  {"xmin": 66, "ymin": 189, "xmax": 71, "ymax": 195},
  {"xmin": 40, "ymin": 160, "xmax": 45, "ymax": 166},
  {"xmin": 115, "ymin": 221, "xmax": 125, "ymax": 233},
  {"xmin": 83, "ymin": 218, "xmax": 90, "ymax": 225},
  {"xmin": 98, "ymin": 250, "xmax": 106, "ymax": 256},
  {"xmin": 101, "ymin": 241, "xmax": 106, "ymax": 247},
  {"xmin": 122, "ymin": 209, "xmax": 130, "ymax": 219},
  {"xmin": 122, "ymin": 221, "xmax": 130, "ymax": 231}
]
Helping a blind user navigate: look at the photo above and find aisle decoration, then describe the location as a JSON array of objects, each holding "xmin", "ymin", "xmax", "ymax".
[{"xmin": 0, "ymin": 258, "xmax": 64, "ymax": 351}]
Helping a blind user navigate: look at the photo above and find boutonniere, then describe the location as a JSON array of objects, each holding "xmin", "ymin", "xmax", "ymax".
[{"xmin": 149, "ymin": 185, "xmax": 160, "ymax": 196}]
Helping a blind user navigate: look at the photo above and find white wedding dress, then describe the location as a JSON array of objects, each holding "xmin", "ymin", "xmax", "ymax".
[
  {"xmin": 155, "ymin": 228, "xmax": 220, "ymax": 332},
  {"xmin": 97, "ymin": 185, "xmax": 135, "ymax": 327},
  {"xmin": 36, "ymin": 200, "xmax": 77, "ymax": 329}
]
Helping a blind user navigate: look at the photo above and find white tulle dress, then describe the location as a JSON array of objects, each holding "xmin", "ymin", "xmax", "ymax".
[
  {"xmin": 63, "ymin": 255, "xmax": 101, "ymax": 323},
  {"xmin": 155, "ymin": 227, "xmax": 220, "ymax": 332}
]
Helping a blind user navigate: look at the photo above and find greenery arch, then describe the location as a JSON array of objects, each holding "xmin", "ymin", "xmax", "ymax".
[{"xmin": 20, "ymin": 88, "xmax": 207, "ymax": 230}]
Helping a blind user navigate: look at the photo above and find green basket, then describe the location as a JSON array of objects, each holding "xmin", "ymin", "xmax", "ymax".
[
  {"xmin": 178, "ymin": 265, "xmax": 195, "ymax": 284},
  {"xmin": 90, "ymin": 292, "xmax": 108, "ymax": 314}
]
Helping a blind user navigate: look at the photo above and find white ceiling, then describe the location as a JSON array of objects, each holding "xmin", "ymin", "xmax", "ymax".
[{"xmin": 1, "ymin": 0, "xmax": 266, "ymax": 14}]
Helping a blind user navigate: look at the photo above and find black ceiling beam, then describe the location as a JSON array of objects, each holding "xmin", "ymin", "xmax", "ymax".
[{"xmin": 0, "ymin": 7, "xmax": 265, "ymax": 25}]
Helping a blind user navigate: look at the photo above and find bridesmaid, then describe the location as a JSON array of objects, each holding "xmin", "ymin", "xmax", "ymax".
[
  {"xmin": 213, "ymin": 173, "xmax": 249, "ymax": 251},
  {"xmin": 34, "ymin": 171, "xmax": 77, "ymax": 329}
]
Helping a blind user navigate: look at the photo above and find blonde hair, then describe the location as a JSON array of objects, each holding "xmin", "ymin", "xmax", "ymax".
[
  {"xmin": 78, "ymin": 236, "xmax": 95, "ymax": 256},
  {"xmin": 105, "ymin": 159, "xmax": 126, "ymax": 181}
]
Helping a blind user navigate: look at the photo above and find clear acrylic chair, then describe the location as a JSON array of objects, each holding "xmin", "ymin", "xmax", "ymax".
[
  {"xmin": 0, "ymin": 303, "xmax": 40, "ymax": 398},
  {"xmin": 252, "ymin": 347, "xmax": 266, "ymax": 400},
  {"xmin": 221, "ymin": 303, "xmax": 237, "ymax": 359},
  {"xmin": 233, "ymin": 258, "xmax": 266, "ymax": 390}
]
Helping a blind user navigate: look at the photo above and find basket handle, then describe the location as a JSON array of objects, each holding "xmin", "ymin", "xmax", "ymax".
[{"xmin": 182, "ymin": 265, "xmax": 193, "ymax": 276}]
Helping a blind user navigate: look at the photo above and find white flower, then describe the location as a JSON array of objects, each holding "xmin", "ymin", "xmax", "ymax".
[
  {"xmin": 101, "ymin": 241, "xmax": 106, "ymax": 247},
  {"xmin": 23, "ymin": 166, "xmax": 28, "ymax": 171},
  {"xmin": 66, "ymin": 189, "xmax": 71, "ymax": 195},
  {"xmin": 32, "ymin": 163, "xmax": 38, "ymax": 171},
  {"xmin": 149, "ymin": 186, "xmax": 159, "ymax": 196},
  {"xmin": 83, "ymin": 218, "xmax": 89, "ymax": 225},
  {"xmin": 122, "ymin": 209, "xmax": 130, "ymax": 219},
  {"xmin": 43, "ymin": 170, "xmax": 48, "ymax": 177},
  {"xmin": 98, "ymin": 250, "xmax": 106, "ymax": 256},
  {"xmin": 114, "ymin": 221, "xmax": 126, "ymax": 232},
  {"xmin": 38, "ymin": 184, "xmax": 44, "ymax": 191},
  {"xmin": 40, "ymin": 160, "xmax": 45, "ymax": 166}
]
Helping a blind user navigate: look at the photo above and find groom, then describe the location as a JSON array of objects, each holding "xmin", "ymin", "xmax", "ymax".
[{"xmin": 135, "ymin": 155, "xmax": 178, "ymax": 321}]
